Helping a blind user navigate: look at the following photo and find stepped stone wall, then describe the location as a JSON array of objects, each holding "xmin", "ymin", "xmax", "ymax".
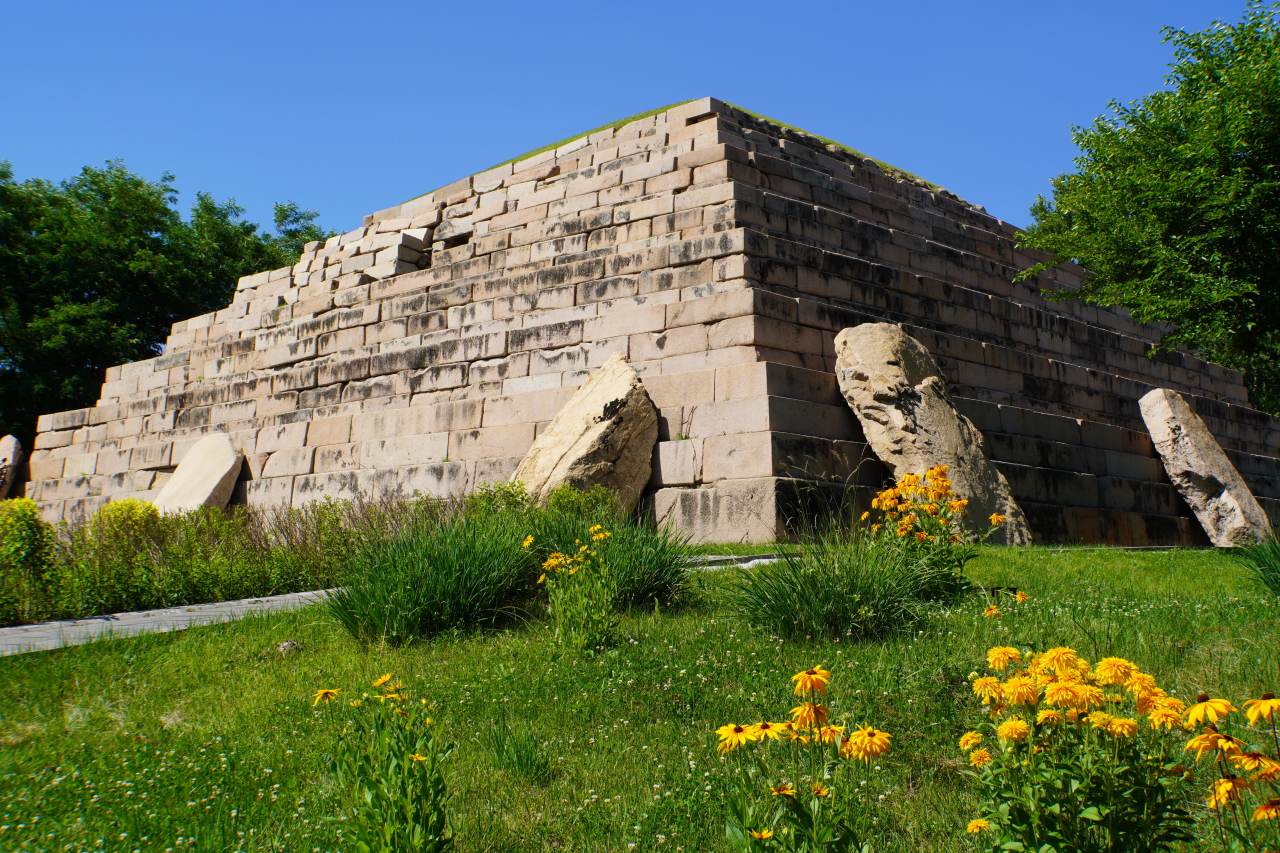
[{"xmin": 19, "ymin": 97, "xmax": 1280, "ymax": 544}]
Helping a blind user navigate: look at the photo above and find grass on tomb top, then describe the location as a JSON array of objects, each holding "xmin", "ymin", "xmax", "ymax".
[
  {"xmin": 0, "ymin": 545, "xmax": 1275, "ymax": 852},
  {"xmin": 405, "ymin": 98, "xmax": 939, "ymax": 207}
]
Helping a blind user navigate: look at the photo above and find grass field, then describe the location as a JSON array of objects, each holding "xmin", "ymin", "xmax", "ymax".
[{"xmin": 1, "ymin": 545, "xmax": 1276, "ymax": 852}]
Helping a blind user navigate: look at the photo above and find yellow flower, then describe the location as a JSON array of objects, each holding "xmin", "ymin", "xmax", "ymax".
[
  {"xmin": 860, "ymin": 511, "xmax": 870, "ymax": 521},
  {"xmin": 1044, "ymin": 681, "xmax": 1081, "ymax": 709},
  {"xmin": 521, "ymin": 535, "xmax": 533, "ymax": 548},
  {"xmin": 997, "ymin": 717, "xmax": 1030, "ymax": 743},
  {"xmin": 969, "ymin": 748, "xmax": 992, "ymax": 768},
  {"xmin": 1244, "ymin": 693, "xmax": 1280, "ymax": 726},
  {"xmin": 771, "ymin": 782, "xmax": 795, "ymax": 797},
  {"xmin": 987, "ymin": 646, "xmax": 1021, "ymax": 672},
  {"xmin": 811, "ymin": 784, "xmax": 831, "ymax": 798},
  {"xmin": 791, "ymin": 666, "xmax": 831, "ymax": 697},
  {"xmin": 914, "ymin": 530, "xmax": 929, "ymax": 542},
  {"xmin": 947, "ymin": 499, "xmax": 968, "ymax": 513},
  {"xmin": 749, "ymin": 829, "xmax": 774, "ymax": 839},
  {"xmin": 959, "ymin": 731, "xmax": 983, "ymax": 751},
  {"xmin": 748, "ymin": 721, "xmax": 783, "ymax": 741},
  {"xmin": 973, "ymin": 677, "xmax": 1003, "ymax": 705},
  {"xmin": 1094, "ymin": 657, "xmax": 1139, "ymax": 687},
  {"xmin": 372, "ymin": 674, "xmax": 393, "ymax": 688},
  {"xmin": 817, "ymin": 725, "xmax": 845, "ymax": 745},
  {"xmin": 983, "ymin": 605, "xmax": 1001, "ymax": 619},
  {"xmin": 1207, "ymin": 776, "xmax": 1251, "ymax": 810},
  {"xmin": 790, "ymin": 702, "xmax": 830, "ymax": 730},
  {"xmin": 1036, "ymin": 709, "xmax": 1063, "ymax": 726},
  {"xmin": 312, "ymin": 688, "xmax": 339, "ymax": 706},
  {"xmin": 1106, "ymin": 717, "xmax": 1139, "ymax": 738},
  {"xmin": 1185, "ymin": 727, "xmax": 1242, "ymax": 762},
  {"xmin": 1037, "ymin": 647, "xmax": 1081, "ymax": 673},
  {"xmin": 966, "ymin": 818, "xmax": 991, "ymax": 834},
  {"xmin": 716, "ymin": 724, "xmax": 751, "ymax": 754},
  {"xmin": 1002, "ymin": 676, "xmax": 1040, "ymax": 706},
  {"xmin": 1185, "ymin": 693, "xmax": 1236, "ymax": 726},
  {"xmin": 1253, "ymin": 799, "xmax": 1280, "ymax": 822},
  {"xmin": 537, "ymin": 573, "xmax": 546, "ymax": 584},
  {"xmin": 349, "ymin": 699, "xmax": 361, "ymax": 707},
  {"xmin": 989, "ymin": 513, "xmax": 1006, "ymax": 526},
  {"xmin": 1148, "ymin": 707, "xmax": 1183, "ymax": 731},
  {"xmin": 1231, "ymin": 752, "xmax": 1280, "ymax": 774},
  {"xmin": 1015, "ymin": 591, "xmax": 1028, "ymax": 604},
  {"xmin": 842, "ymin": 725, "xmax": 892, "ymax": 761},
  {"xmin": 408, "ymin": 753, "xmax": 428, "ymax": 762}
]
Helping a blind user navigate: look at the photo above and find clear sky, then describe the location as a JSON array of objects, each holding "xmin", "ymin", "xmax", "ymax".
[{"xmin": 0, "ymin": 0, "xmax": 1247, "ymax": 235}]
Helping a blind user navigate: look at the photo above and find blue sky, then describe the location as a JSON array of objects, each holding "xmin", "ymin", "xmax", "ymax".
[{"xmin": 1, "ymin": 0, "xmax": 1247, "ymax": 234}]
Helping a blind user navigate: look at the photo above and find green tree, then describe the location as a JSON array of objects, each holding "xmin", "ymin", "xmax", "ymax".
[
  {"xmin": 0, "ymin": 160, "xmax": 333, "ymax": 445},
  {"xmin": 1018, "ymin": 3, "xmax": 1280, "ymax": 413}
]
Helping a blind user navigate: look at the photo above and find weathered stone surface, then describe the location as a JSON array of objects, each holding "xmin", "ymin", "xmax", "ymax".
[
  {"xmin": 1139, "ymin": 388, "xmax": 1272, "ymax": 547},
  {"xmin": 0, "ymin": 435, "xmax": 22, "ymax": 500},
  {"xmin": 153, "ymin": 434, "xmax": 243, "ymax": 514},
  {"xmin": 511, "ymin": 352, "xmax": 656, "ymax": 511},
  {"xmin": 834, "ymin": 323, "xmax": 1032, "ymax": 545}
]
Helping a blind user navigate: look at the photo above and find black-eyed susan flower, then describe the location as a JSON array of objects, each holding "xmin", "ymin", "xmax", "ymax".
[
  {"xmin": 791, "ymin": 666, "xmax": 831, "ymax": 697},
  {"xmin": 989, "ymin": 513, "xmax": 1006, "ymax": 526},
  {"xmin": 1015, "ymin": 590, "xmax": 1028, "ymax": 604},
  {"xmin": 716, "ymin": 724, "xmax": 751, "ymax": 754},
  {"xmin": 1244, "ymin": 693, "xmax": 1280, "ymax": 726},
  {"xmin": 312, "ymin": 688, "xmax": 339, "ymax": 706},
  {"xmin": 983, "ymin": 605, "xmax": 1001, "ymax": 619},
  {"xmin": 959, "ymin": 731, "xmax": 983, "ymax": 751},
  {"xmin": 408, "ymin": 753, "xmax": 428, "ymax": 762},
  {"xmin": 843, "ymin": 725, "xmax": 892, "ymax": 761},
  {"xmin": 1185, "ymin": 727, "xmax": 1242, "ymax": 762},
  {"xmin": 1094, "ymin": 657, "xmax": 1139, "ymax": 686},
  {"xmin": 1186, "ymin": 693, "xmax": 1236, "ymax": 726},
  {"xmin": 771, "ymin": 782, "xmax": 795, "ymax": 797},
  {"xmin": 987, "ymin": 646, "xmax": 1021, "ymax": 672},
  {"xmin": 1207, "ymin": 775, "xmax": 1251, "ymax": 809},
  {"xmin": 810, "ymin": 784, "xmax": 831, "ymax": 798},
  {"xmin": 1231, "ymin": 752, "xmax": 1280, "ymax": 774},
  {"xmin": 749, "ymin": 829, "xmax": 774, "ymax": 839},
  {"xmin": 969, "ymin": 748, "xmax": 992, "ymax": 768},
  {"xmin": 997, "ymin": 717, "xmax": 1030, "ymax": 743},
  {"xmin": 748, "ymin": 721, "xmax": 783, "ymax": 741},
  {"xmin": 966, "ymin": 818, "xmax": 990, "ymax": 834},
  {"xmin": 817, "ymin": 725, "xmax": 845, "ymax": 745},
  {"xmin": 372, "ymin": 673, "xmax": 392, "ymax": 688},
  {"xmin": 1253, "ymin": 799, "xmax": 1280, "ymax": 822},
  {"xmin": 521, "ymin": 535, "xmax": 533, "ymax": 548},
  {"xmin": 789, "ymin": 702, "xmax": 830, "ymax": 730}
]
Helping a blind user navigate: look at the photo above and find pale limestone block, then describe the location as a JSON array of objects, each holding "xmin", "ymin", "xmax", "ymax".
[
  {"xmin": 28, "ymin": 456, "xmax": 64, "ymax": 481},
  {"xmin": 153, "ymin": 434, "xmax": 243, "ymax": 514},
  {"xmin": 450, "ymin": 423, "xmax": 537, "ymax": 461},
  {"xmin": 393, "ymin": 462, "xmax": 473, "ymax": 501},
  {"xmin": 583, "ymin": 304, "xmax": 666, "ymax": 341},
  {"xmin": 522, "ymin": 303, "xmax": 597, "ymax": 329},
  {"xmin": 640, "ymin": 370, "xmax": 716, "ymax": 409},
  {"xmin": 529, "ymin": 345, "xmax": 590, "ymax": 377},
  {"xmin": 629, "ymin": 325, "xmax": 709, "ymax": 362},
  {"xmin": 708, "ymin": 316, "xmax": 822, "ymax": 355},
  {"xmin": 256, "ymin": 422, "xmax": 309, "ymax": 455},
  {"xmin": 503, "ymin": 373, "xmax": 563, "ymax": 396},
  {"xmin": 715, "ymin": 362, "xmax": 841, "ymax": 405},
  {"xmin": 510, "ymin": 353, "xmax": 657, "ymax": 513},
  {"xmin": 1139, "ymin": 388, "xmax": 1273, "ymax": 546},
  {"xmin": 306, "ymin": 416, "xmax": 352, "ymax": 447},
  {"xmin": 95, "ymin": 449, "xmax": 132, "ymax": 476},
  {"xmin": 64, "ymin": 453, "xmax": 98, "ymax": 478},
  {"xmin": 362, "ymin": 433, "xmax": 449, "ymax": 468},
  {"xmin": 243, "ymin": 477, "xmax": 295, "ymax": 510},
  {"xmin": 471, "ymin": 352, "xmax": 530, "ymax": 384},
  {"xmin": 482, "ymin": 387, "xmax": 577, "ymax": 427},
  {"xmin": 263, "ymin": 447, "xmax": 315, "ymax": 478},
  {"xmin": 314, "ymin": 443, "xmax": 361, "ymax": 473},
  {"xmin": 667, "ymin": 288, "xmax": 796, "ymax": 328},
  {"xmin": 648, "ymin": 439, "xmax": 703, "ymax": 487}
]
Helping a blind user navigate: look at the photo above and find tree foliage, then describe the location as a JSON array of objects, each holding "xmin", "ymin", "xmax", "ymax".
[
  {"xmin": 0, "ymin": 160, "xmax": 332, "ymax": 445},
  {"xmin": 1018, "ymin": 3, "xmax": 1280, "ymax": 413}
]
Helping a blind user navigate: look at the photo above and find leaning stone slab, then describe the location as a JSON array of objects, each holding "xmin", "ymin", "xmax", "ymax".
[
  {"xmin": 834, "ymin": 323, "xmax": 1032, "ymax": 545},
  {"xmin": 0, "ymin": 435, "xmax": 23, "ymax": 500},
  {"xmin": 1139, "ymin": 388, "xmax": 1272, "ymax": 547},
  {"xmin": 511, "ymin": 352, "xmax": 657, "ymax": 512},
  {"xmin": 152, "ymin": 434, "xmax": 243, "ymax": 515}
]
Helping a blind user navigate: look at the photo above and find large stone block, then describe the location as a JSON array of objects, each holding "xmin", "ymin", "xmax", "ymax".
[
  {"xmin": 511, "ymin": 353, "xmax": 657, "ymax": 512},
  {"xmin": 153, "ymin": 434, "xmax": 244, "ymax": 514},
  {"xmin": 1139, "ymin": 388, "xmax": 1272, "ymax": 546}
]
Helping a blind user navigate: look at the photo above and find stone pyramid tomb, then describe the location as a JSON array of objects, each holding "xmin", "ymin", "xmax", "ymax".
[{"xmin": 20, "ymin": 97, "xmax": 1280, "ymax": 544}]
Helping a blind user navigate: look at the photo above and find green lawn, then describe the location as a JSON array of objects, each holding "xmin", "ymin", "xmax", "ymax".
[{"xmin": 1, "ymin": 546, "xmax": 1275, "ymax": 852}]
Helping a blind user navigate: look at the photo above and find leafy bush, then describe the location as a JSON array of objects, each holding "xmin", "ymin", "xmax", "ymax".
[
  {"xmin": 326, "ymin": 515, "xmax": 530, "ymax": 646},
  {"xmin": 321, "ymin": 674, "xmax": 454, "ymax": 852},
  {"xmin": 0, "ymin": 498, "xmax": 57, "ymax": 625},
  {"xmin": 726, "ymin": 531, "xmax": 932, "ymax": 642},
  {"xmin": 1236, "ymin": 535, "xmax": 1280, "ymax": 597},
  {"xmin": 959, "ymin": 646, "xmax": 1194, "ymax": 852}
]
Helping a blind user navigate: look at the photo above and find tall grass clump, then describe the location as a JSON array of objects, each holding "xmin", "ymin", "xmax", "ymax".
[
  {"xmin": 727, "ymin": 530, "xmax": 933, "ymax": 642},
  {"xmin": 1237, "ymin": 535, "xmax": 1280, "ymax": 597},
  {"xmin": 326, "ymin": 515, "xmax": 531, "ymax": 646}
]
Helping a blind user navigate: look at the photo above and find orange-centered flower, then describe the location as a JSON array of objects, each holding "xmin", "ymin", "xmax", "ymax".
[{"xmin": 1186, "ymin": 693, "xmax": 1236, "ymax": 726}]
